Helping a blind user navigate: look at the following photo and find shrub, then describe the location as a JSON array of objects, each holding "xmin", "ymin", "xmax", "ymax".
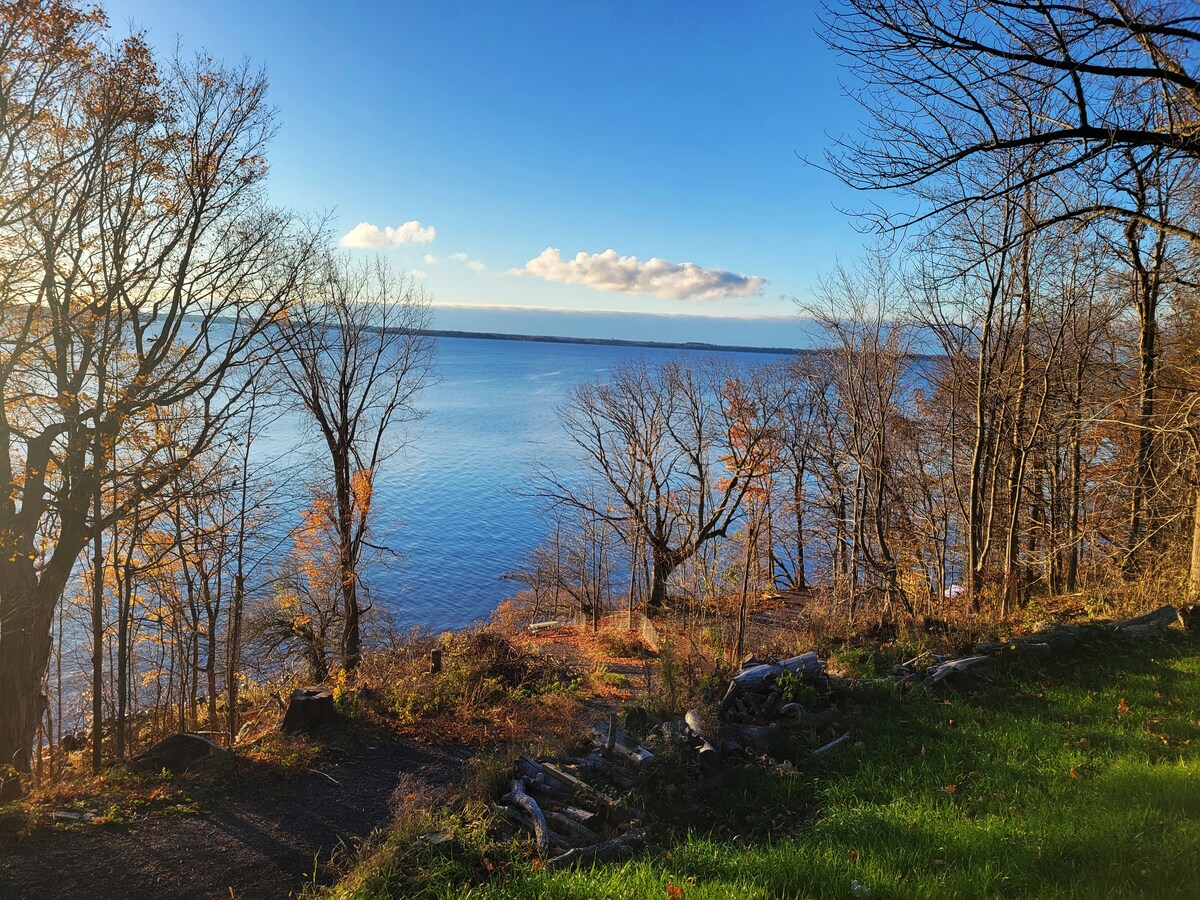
[{"xmin": 596, "ymin": 631, "xmax": 649, "ymax": 659}]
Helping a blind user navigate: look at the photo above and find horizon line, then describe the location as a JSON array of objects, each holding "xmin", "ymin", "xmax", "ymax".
[{"xmin": 429, "ymin": 301, "xmax": 805, "ymax": 321}]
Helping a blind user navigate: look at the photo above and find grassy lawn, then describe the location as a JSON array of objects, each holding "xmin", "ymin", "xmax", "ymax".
[{"xmin": 334, "ymin": 631, "xmax": 1200, "ymax": 899}]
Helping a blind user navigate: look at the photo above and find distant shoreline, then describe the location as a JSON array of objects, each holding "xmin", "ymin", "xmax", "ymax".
[{"xmin": 422, "ymin": 329, "xmax": 803, "ymax": 356}]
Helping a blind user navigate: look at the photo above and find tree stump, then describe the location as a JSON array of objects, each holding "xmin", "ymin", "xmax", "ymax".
[{"xmin": 282, "ymin": 687, "xmax": 335, "ymax": 733}]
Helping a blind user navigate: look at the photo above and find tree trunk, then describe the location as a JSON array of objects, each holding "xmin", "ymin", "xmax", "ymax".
[
  {"xmin": 1189, "ymin": 481, "xmax": 1200, "ymax": 598},
  {"xmin": 1124, "ymin": 210, "xmax": 1164, "ymax": 566},
  {"xmin": 91, "ymin": 489, "xmax": 105, "ymax": 774},
  {"xmin": 1067, "ymin": 421, "xmax": 1081, "ymax": 594},
  {"xmin": 736, "ymin": 515, "xmax": 755, "ymax": 662},
  {"xmin": 0, "ymin": 573, "xmax": 59, "ymax": 774},
  {"xmin": 206, "ymin": 615, "xmax": 218, "ymax": 731},
  {"xmin": 341, "ymin": 572, "xmax": 361, "ymax": 673},
  {"xmin": 1004, "ymin": 228, "xmax": 1034, "ymax": 617},
  {"xmin": 115, "ymin": 560, "xmax": 130, "ymax": 758},
  {"xmin": 647, "ymin": 546, "xmax": 680, "ymax": 610},
  {"xmin": 335, "ymin": 450, "xmax": 362, "ymax": 673},
  {"xmin": 793, "ymin": 473, "xmax": 807, "ymax": 590}
]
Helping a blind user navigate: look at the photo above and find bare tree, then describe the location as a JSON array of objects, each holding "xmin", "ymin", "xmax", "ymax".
[
  {"xmin": 0, "ymin": 5, "xmax": 313, "ymax": 774},
  {"xmin": 543, "ymin": 357, "xmax": 786, "ymax": 611},
  {"xmin": 272, "ymin": 255, "xmax": 435, "ymax": 673},
  {"xmin": 810, "ymin": 251, "xmax": 918, "ymax": 619},
  {"xmin": 822, "ymin": 0, "xmax": 1200, "ymax": 242}
]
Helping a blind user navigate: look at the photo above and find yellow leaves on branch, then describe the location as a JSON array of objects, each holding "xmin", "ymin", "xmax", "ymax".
[
  {"xmin": 290, "ymin": 468, "xmax": 374, "ymax": 595},
  {"xmin": 350, "ymin": 467, "xmax": 373, "ymax": 516}
]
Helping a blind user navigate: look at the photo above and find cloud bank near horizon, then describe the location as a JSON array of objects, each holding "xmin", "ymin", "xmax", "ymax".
[
  {"xmin": 340, "ymin": 220, "xmax": 436, "ymax": 247},
  {"xmin": 507, "ymin": 247, "xmax": 767, "ymax": 302}
]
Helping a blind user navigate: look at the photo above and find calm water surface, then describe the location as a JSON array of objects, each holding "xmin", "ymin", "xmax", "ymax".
[{"xmin": 259, "ymin": 336, "xmax": 781, "ymax": 631}]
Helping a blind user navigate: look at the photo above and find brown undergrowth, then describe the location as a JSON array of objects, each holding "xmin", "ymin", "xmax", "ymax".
[{"xmin": 7, "ymin": 572, "xmax": 1178, "ymax": 843}]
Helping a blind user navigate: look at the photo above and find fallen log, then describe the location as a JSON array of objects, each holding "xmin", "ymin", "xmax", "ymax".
[
  {"xmin": 544, "ymin": 753, "xmax": 635, "ymax": 790},
  {"xmin": 555, "ymin": 804, "xmax": 598, "ymax": 826},
  {"xmin": 514, "ymin": 756, "xmax": 574, "ymax": 800},
  {"xmin": 977, "ymin": 622, "xmax": 1108, "ymax": 657},
  {"xmin": 508, "ymin": 778, "xmax": 551, "ymax": 856},
  {"xmin": 683, "ymin": 709, "xmax": 720, "ymax": 770},
  {"xmin": 539, "ymin": 761, "xmax": 589, "ymax": 795},
  {"xmin": 545, "ymin": 827, "xmax": 650, "ymax": 871},
  {"xmin": 608, "ymin": 806, "xmax": 645, "ymax": 826},
  {"xmin": 545, "ymin": 810, "xmax": 600, "ymax": 845},
  {"xmin": 721, "ymin": 722, "xmax": 787, "ymax": 756},
  {"xmin": 1113, "ymin": 604, "xmax": 1177, "ymax": 639},
  {"xmin": 591, "ymin": 721, "xmax": 653, "ymax": 769}
]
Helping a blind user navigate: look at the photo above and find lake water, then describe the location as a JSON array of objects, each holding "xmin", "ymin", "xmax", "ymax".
[{"xmin": 260, "ymin": 335, "xmax": 786, "ymax": 631}]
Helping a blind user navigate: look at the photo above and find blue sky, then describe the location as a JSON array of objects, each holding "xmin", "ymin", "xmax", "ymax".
[{"xmin": 102, "ymin": 1, "xmax": 870, "ymax": 329}]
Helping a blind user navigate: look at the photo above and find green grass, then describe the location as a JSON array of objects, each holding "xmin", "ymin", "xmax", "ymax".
[{"xmin": 330, "ymin": 632, "xmax": 1200, "ymax": 899}]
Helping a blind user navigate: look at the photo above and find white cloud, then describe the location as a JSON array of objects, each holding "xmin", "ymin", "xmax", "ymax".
[
  {"xmin": 411, "ymin": 269, "xmax": 427, "ymax": 279},
  {"xmin": 424, "ymin": 250, "xmax": 486, "ymax": 272},
  {"xmin": 340, "ymin": 220, "xmax": 436, "ymax": 248},
  {"xmin": 507, "ymin": 248, "xmax": 767, "ymax": 302}
]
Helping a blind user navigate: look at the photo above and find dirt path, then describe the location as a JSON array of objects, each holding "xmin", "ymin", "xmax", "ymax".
[{"xmin": 0, "ymin": 737, "xmax": 471, "ymax": 900}]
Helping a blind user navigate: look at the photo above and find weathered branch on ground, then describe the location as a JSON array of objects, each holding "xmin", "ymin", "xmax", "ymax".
[
  {"xmin": 812, "ymin": 731, "xmax": 852, "ymax": 757},
  {"xmin": 923, "ymin": 655, "xmax": 995, "ymax": 687},
  {"xmin": 507, "ymin": 779, "xmax": 551, "ymax": 855},
  {"xmin": 545, "ymin": 827, "xmax": 651, "ymax": 871}
]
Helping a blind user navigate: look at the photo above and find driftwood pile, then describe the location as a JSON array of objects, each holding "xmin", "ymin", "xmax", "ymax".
[
  {"xmin": 495, "ymin": 604, "xmax": 1189, "ymax": 865},
  {"xmin": 699, "ymin": 651, "xmax": 848, "ymax": 761},
  {"xmin": 494, "ymin": 652, "xmax": 842, "ymax": 866},
  {"xmin": 493, "ymin": 747, "xmax": 650, "ymax": 870},
  {"xmin": 892, "ymin": 603, "xmax": 1187, "ymax": 689}
]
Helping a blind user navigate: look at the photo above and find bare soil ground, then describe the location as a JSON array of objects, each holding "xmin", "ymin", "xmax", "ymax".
[{"xmin": 0, "ymin": 736, "xmax": 470, "ymax": 900}]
